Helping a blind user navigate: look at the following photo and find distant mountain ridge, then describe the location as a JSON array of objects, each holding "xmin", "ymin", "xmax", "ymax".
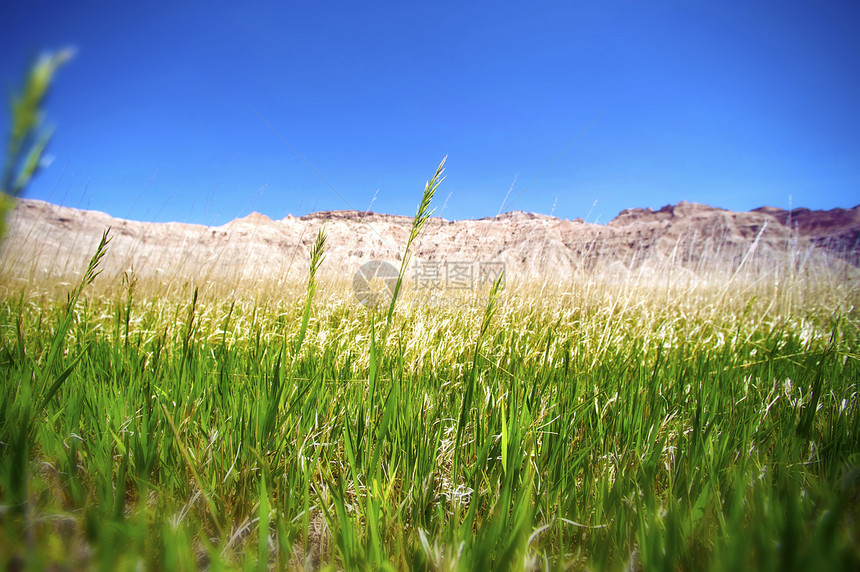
[{"xmin": 1, "ymin": 198, "xmax": 858, "ymax": 288}]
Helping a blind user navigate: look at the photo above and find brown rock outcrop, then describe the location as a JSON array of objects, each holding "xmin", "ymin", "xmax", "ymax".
[{"xmin": 1, "ymin": 198, "xmax": 857, "ymax": 291}]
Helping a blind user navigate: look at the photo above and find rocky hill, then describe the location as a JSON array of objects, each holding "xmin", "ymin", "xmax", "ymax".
[{"xmin": 1, "ymin": 198, "xmax": 857, "ymax": 290}]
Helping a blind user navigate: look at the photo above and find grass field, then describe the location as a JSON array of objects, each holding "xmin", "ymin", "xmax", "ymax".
[
  {"xmin": 1, "ymin": 187, "xmax": 859, "ymax": 571},
  {"xmin": 1, "ymin": 49, "xmax": 858, "ymax": 572}
]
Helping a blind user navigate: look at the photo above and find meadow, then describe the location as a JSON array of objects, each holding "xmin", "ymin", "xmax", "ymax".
[
  {"xmin": 1, "ymin": 176, "xmax": 859, "ymax": 571},
  {"xmin": 1, "ymin": 55, "xmax": 859, "ymax": 571}
]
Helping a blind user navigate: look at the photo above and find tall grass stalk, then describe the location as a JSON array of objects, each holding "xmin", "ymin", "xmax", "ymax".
[
  {"xmin": 381, "ymin": 156, "xmax": 445, "ymax": 339},
  {"xmin": 295, "ymin": 227, "xmax": 326, "ymax": 356},
  {"xmin": 454, "ymin": 271, "xmax": 504, "ymax": 477},
  {"xmin": 1, "ymin": 48, "xmax": 73, "ymax": 237}
]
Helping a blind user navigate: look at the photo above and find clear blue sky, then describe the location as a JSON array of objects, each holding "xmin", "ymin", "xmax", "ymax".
[{"xmin": 2, "ymin": 0, "xmax": 858, "ymax": 224}]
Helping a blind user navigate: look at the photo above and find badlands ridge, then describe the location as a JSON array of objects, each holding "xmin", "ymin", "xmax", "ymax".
[{"xmin": 1, "ymin": 198, "xmax": 858, "ymax": 289}]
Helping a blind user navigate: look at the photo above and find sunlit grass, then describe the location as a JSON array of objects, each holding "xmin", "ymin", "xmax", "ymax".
[
  {"xmin": 1, "ymin": 55, "xmax": 859, "ymax": 571},
  {"xmin": 1, "ymin": 215, "xmax": 858, "ymax": 569}
]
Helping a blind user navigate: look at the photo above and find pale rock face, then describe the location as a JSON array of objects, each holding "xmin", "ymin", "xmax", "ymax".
[{"xmin": 1, "ymin": 198, "xmax": 857, "ymax": 288}]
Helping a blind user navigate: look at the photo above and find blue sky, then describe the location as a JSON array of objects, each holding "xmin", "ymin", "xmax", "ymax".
[{"xmin": 1, "ymin": 0, "xmax": 858, "ymax": 224}]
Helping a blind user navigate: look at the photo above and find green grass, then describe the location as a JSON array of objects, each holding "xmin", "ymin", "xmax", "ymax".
[
  {"xmin": 1, "ymin": 54, "xmax": 859, "ymax": 571},
  {"xmin": 0, "ymin": 222, "xmax": 858, "ymax": 570},
  {"xmin": 1, "ymin": 48, "xmax": 73, "ymax": 238}
]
